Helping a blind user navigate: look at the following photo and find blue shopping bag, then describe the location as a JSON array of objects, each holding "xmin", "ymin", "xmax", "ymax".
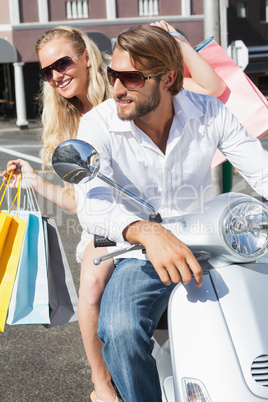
[{"xmin": 7, "ymin": 210, "xmax": 50, "ymax": 325}]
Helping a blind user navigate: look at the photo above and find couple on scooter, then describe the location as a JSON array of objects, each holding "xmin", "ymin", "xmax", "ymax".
[{"xmin": 76, "ymin": 24, "xmax": 268, "ymax": 401}]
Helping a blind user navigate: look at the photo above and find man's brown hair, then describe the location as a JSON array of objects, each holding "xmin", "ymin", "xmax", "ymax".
[{"xmin": 114, "ymin": 24, "xmax": 184, "ymax": 95}]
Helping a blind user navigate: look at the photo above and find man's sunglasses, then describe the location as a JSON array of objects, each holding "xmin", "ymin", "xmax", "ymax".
[
  {"xmin": 40, "ymin": 56, "xmax": 75, "ymax": 81},
  {"xmin": 107, "ymin": 66, "xmax": 163, "ymax": 89}
]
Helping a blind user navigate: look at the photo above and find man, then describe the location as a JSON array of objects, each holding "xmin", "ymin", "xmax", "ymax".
[{"xmin": 76, "ymin": 25, "xmax": 268, "ymax": 401}]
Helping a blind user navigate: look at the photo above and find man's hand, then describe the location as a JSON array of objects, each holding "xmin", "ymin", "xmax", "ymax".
[{"xmin": 123, "ymin": 221, "xmax": 203, "ymax": 287}]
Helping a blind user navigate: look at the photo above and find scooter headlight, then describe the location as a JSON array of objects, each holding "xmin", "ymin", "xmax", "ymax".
[
  {"xmin": 221, "ymin": 199, "xmax": 268, "ymax": 259},
  {"xmin": 182, "ymin": 378, "xmax": 212, "ymax": 402}
]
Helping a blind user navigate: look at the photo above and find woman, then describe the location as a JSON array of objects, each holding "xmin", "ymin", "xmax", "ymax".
[
  {"xmin": 3, "ymin": 22, "xmax": 225, "ymax": 402},
  {"xmin": 4, "ymin": 25, "xmax": 118, "ymax": 402}
]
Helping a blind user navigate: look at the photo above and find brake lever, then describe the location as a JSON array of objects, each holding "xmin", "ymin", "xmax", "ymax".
[{"xmin": 93, "ymin": 244, "xmax": 144, "ymax": 265}]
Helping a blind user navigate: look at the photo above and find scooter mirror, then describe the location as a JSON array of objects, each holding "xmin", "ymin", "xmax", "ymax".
[
  {"xmin": 52, "ymin": 139, "xmax": 100, "ymax": 184},
  {"xmin": 52, "ymin": 139, "xmax": 160, "ymax": 219}
]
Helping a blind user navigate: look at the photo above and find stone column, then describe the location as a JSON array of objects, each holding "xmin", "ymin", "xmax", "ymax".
[
  {"xmin": 9, "ymin": 0, "xmax": 20, "ymax": 24},
  {"xmin": 38, "ymin": 0, "xmax": 49, "ymax": 22},
  {"xmin": 106, "ymin": 0, "xmax": 116, "ymax": 19},
  {"xmin": 13, "ymin": 62, "xmax": 28, "ymax": 129},
  {"xmin": 181, "ymin": 0, "xmax": 191, "ymax": 16}
]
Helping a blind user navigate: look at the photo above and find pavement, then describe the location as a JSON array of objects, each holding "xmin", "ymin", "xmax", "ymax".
[
  {"xmin": 0, "ymin": 116, "xmax": 267, "ymax": 402},
  {"xmin": 0, "ymin": 116, "xmax": 41, "ymax": 133}
]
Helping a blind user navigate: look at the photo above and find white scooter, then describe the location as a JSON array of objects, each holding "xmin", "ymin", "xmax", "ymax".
[{"xmin": 52, "ymin": 139, "xmax": 268, "ymax": 402}]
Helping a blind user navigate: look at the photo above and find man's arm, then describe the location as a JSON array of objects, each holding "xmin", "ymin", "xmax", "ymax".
[
  {"xmin": 123, "ymin": 220, "xmax": 203, "ymax": 287},
  {"xmin": 217, "ymin": 105, "xmax": 268, "ymax": 200}
]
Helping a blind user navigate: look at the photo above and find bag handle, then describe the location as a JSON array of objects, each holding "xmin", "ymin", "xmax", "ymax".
[
  {"xmin": 21, "ymin": 169, "xmax": 41, "ymax": 213},
  {"xmin": 1, "ymin": 165, "xmax": 41, "ymax": 215},
  {"xmin": 8, "ymin": 172, "xmax": 22, "ymax": 216},
  {"xmin": 0, "ymin": 167, "xmax": 21, "ymax": 217},
  {"xmin": 0, "ymin": 168, "xmax": 14, "ymax": 207}
]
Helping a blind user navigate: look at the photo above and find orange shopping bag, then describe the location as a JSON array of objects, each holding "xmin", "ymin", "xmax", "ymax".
[
  {"xmin": 0, "ymin": 174, "xmax": 27, "ymax": 331},
  {"xmin": 0, "ymin": 211, "xmax": 12, "ymax": 258}
]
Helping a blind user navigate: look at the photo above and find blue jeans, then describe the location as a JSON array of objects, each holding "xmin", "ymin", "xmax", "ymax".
[{"xmin": 98, "ymin": 258, "xmax": 176, "ymax": 402}]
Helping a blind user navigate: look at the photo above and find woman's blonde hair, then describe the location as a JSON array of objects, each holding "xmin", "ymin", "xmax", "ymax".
[{"xmin": 35, "ymin": 26, "xmax": 112, "ymax": 169}]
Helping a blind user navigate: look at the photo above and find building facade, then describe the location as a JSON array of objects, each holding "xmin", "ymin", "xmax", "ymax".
[{"xmin": 0, "ymin": 0, "xmax": 267, "ymax": 126}]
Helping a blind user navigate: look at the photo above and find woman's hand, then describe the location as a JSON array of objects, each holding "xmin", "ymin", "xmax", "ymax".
[
  {"xmin": 3, "ymin": 159, "xmax": 77, "ymax": 213},
  {"xmin": 151, "ymin": 20, "xmax": 189, "ymax": 44},
  {"xmin": 2, "ymin": 159, "xmax": 38, "ymax": 190}
]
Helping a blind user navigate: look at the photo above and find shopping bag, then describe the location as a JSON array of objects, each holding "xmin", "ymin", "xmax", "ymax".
[
  {"xmin": 6, "ymin": 210, "xmax": 50, "ymax": 325},
  {"xmin": 0, "ymin": 212, "xmax": 27, "ymax": 331},
  {"xmin": 0, "ymin": 211, "xmax": 13, "ymax": 258},
  {"xmin": 185, "ymin": 38, "xmax": 268, "ymax": 167},
  {"xmin": 0, "ymin": 174, "xmax": 27, "ymax": 331},
  {"xmin": 3, "ymin": 167, "xmax": 76, "ymax": 328},
  {"xmin": 42, "ymin": 216, "xmax": 78, "ymax": 328},
  {"xmin": 0, "ymin": 182, "xmax": 13, "ymax": 258}
]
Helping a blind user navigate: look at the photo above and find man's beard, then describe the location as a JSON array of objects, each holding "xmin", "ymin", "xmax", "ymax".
[{"xmin": 116, "ymin": 80, "xmax": 161, "ymax": 121}]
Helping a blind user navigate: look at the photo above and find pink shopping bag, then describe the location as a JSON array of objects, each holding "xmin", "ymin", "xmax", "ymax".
[{"xmin": 185, "ymin": 38, "xmax": 268, "ymax": 167}]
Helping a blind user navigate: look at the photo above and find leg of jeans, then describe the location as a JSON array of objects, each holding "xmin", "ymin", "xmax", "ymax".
[{"xmin": 98, "ymin": 258, "xmax": 176, "ymax": 402}]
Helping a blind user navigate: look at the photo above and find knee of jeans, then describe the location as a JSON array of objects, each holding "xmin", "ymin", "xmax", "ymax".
[
  {"xmin": 98, "ymin": 307, "xmax": 136, "ymax": 343},
  {"xmin": 98, "ymin": 308, "xmax": 154, "ymax": 349}
]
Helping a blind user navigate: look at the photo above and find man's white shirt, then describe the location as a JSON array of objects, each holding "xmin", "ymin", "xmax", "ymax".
[{"xmin": 76, "ymin": 90, "xmax": 268, "ymax": 257}]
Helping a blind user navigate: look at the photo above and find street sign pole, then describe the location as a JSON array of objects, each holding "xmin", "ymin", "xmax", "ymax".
[{"xmin": 204, "ymin": 0, "xmax": 223, "ymax": 196}]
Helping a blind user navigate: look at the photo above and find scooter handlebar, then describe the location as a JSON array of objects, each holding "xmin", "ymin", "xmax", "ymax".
[{"xmin": 94, "ymin": 235, "xmax": 117, "ymax": 248}]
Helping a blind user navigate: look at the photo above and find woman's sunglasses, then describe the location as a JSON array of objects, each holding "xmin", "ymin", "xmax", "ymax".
[
  {"xmin": 40, "ymin": 56, "xmax": 75, "ymax": 81},
  {"xmin": 107, "ymin": 66, "xmax": 162, "ymax": 89}
]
